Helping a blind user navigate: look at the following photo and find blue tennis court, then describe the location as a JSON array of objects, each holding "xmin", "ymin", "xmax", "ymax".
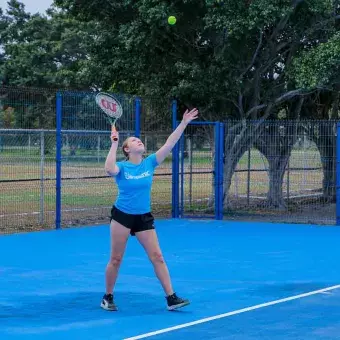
[{"xmin": 1, "ymin": 219, "xmax": 340, "ymax": 340}]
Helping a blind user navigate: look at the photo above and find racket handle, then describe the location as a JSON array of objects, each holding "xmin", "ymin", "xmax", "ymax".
[{"xmin": 111, "ymin": 125, "xmax": 118, "ymax": 142}]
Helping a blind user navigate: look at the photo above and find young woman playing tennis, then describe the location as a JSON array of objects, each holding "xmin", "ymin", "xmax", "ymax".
[{"xmin": 101, "ymin": 108, "xmax": 199, "ymax": 311}]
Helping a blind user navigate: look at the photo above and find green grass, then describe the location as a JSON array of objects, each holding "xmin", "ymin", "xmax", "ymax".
[
  {"xmin": 0, "ymin": 145, "xmax": 327, "ymax": 232},
  {"xmin": 0, "ymin": 146, "xmax": 323, "ymax": 168}
]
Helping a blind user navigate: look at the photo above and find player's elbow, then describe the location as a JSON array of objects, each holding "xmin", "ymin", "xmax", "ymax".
[
  {"xmin": 105, "ymin": 167, "xmax": 112, "ymax": 176},
  {"xmin": 104, "ymin": 163, "xmax": 111, "ymax": 173},
  {"xmin": 105, "ymin": 165, "xmax": 118, "ymax": 177}
]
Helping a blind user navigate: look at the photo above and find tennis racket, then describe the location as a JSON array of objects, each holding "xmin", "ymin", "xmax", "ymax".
[{"xmin": 95, "ymin": 92, "xmax": 123, "ymax": 142}]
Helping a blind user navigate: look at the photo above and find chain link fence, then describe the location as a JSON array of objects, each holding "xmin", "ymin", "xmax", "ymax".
[
  {"xmin": 178, "ymin": 123, "xmax": 216, "ymax": 218},
  {"xmin": 140, "ymin": 96, "xmax": 174, "ymax": 217},
  {"xmin": 0, "ymin": 129, "xmax": 56, "ymax": 233},
  {"xmin": 0, "ymin": 86, "xmax": 57, "ymax": 233},
  {"xmin": 0, "ymin": 85, "xmax": 338, "ymax": 233},
  {"xmin": 0, "ymin": 87, "xmax": 176, "ymax": 233},
  {"xmin": 223, "ymin": 120, "xmax": 336, "ymax": 225}
]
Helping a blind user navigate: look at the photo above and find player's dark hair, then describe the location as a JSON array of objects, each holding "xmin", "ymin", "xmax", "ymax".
[{"xmin": 122, "ymin": 138, "xmax": 129, "ymax": 160}]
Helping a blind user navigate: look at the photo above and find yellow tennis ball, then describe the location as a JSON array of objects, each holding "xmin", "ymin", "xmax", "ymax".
[{"xmin": 168, "ymin": 16, "xmax": 176, "ymax": 25}]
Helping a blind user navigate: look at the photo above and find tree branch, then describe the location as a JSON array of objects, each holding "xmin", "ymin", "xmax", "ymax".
[
  {"xmin": 230, "ymin": 92, "xmax": 246, "ymax": 118},
  {"xmin": 239, "ymin": 30, "xmax": 263, "ymax": 79},
  {"xmin": 269, "ymin": 15, "xmax": 291, "ymax": 42},
  {"xmin": 244, "ymin": 89, "xmax": 307, "ymax": 119},
  {"xmin": 245, "ymin": 104, "xmax": 267, "ymax": 118},
  {"xmin": 274, "ymin": 89, "xmax": 305, "ymax": 104},
  {"xmin": 238, "ymin": 91, "xmax": 244, "ymax": 118}
]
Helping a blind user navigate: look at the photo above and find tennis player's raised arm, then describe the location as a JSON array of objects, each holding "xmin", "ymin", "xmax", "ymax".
[
  {"xmin": 155, "ymin": 108, "xmax": 198, "ymax": 165},
  {"xmin": 105, "ymin": 131, "xmax": 120, "ymax": 176}
]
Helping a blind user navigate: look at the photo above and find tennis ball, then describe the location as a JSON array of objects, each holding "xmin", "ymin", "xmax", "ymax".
[{"xmin": 168, "ymin": 16, "xmax": 176, "ymax": 25}]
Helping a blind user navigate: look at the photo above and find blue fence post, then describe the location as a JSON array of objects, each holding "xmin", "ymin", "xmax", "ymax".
[
  {"xmin": 336, "ymin": 122, "xmax": 340, "ymax": 225},
  {"xmin": 171, "ymin": 100, "xmax": 179, "ymax": 218},
  {"xmin": 180, "ymin": 132, "xmax": 185, "ymax": 217},
  {"xmin": 214, "ymin": 122, "xmax": 220, "ymax": 219},
  {"xmin": 218, "ymin": 122, "xmax": 225, "ymax": 220},
  {"xmin": 55, "ymin": 92, "xmax": 62, "ymax": 230},
  {"xmin": 135, "ymin": 97, "xmax": 141, "ymax": 138}
]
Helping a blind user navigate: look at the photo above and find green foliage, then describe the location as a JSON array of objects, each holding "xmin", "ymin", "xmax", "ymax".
[
  {"xmin": 0, "ymin": 106, "xmax": 15, "ymax": 127},
  {"xmin": 0, "ymin": 0, "xmax": 339, "ymax": 120},
  {"xmin": 292, "ymin": 32, "xmax": 340, "ymax": 90},
  {"xmin": 51, "ymin": 0, "xmax": 337, "ymax": 119},
  {"xmin": 0, "ymin": 1, "xmax": 95, "ymax": 88}
]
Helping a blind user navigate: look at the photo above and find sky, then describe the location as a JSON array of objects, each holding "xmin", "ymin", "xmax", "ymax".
[{"xmin": 0, "ymin": 0, "xmax": 53, "ymax": 14}]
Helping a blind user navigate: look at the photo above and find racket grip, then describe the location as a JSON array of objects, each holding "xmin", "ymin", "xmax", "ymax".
[{"xmin": 111, "ymin": 125, "xmax": 118, "ymax": 142}]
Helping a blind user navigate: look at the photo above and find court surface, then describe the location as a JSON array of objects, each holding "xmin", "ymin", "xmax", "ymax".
[{"xmin": 1, "ymin": 219, "xmax": 340, "ymax": 340}]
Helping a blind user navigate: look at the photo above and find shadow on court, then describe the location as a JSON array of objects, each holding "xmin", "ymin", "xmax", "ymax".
[{"xmin": 0, "ymin": 290, "xmax": 175, "ymax": 322}]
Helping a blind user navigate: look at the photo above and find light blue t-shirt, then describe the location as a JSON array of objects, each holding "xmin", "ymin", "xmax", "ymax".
[{"xmin": 113, "ymin": 153, "xmax": 159, "ymax": 214}]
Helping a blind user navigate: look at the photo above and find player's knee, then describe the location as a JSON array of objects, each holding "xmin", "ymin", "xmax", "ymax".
[
  {"xmin": 150, "ymin": 251, "xmax": 164, "ymax": 264},
  {"xmin": 109, "ymin": 254, "xmax": 123, "ymax": 267}
]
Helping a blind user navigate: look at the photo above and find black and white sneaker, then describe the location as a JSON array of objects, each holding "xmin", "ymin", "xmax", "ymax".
[
  {"xmin": 166, "ymin": 293, "xmax": 190, "ymax": 311},
  {"xmin": 100, "ymin": 293, "xmax": 118, "ymax": 311}
]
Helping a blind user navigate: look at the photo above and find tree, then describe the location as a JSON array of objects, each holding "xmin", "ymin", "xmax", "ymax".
[
  {"xmin": 0, "ymin": 0, "xmax": 96, "ymax": 88},
  {"xmin": 1, "ymin": 0, "xmax": 338, "ymax": 208},
  {"xmin": 52, "ymin": 0, "xmax": 340, "ymax": 209},
  {"xmin": 289, "ymin": 3, "xmax": 340, "ymax": 202},
  {"xmin": 0, "ymin": 1, "xmax": 100, "ymax": 134}
]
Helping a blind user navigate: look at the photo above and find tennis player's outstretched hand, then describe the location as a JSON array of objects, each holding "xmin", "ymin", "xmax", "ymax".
[
  {"xmin": 182, "ymin": 108, "xmax": 199, "ymax": 125},
  {"xmin": 111, "ymin": 129, "xmax": 119, "ymax": 144}
]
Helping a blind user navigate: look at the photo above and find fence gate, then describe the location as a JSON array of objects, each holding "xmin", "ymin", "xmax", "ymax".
[{"xmin": 172, "ymin": 121, "xmax": 224, "ymax": 219}]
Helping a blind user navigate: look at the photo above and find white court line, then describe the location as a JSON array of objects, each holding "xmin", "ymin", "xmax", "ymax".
[{"xmin": 124, "ymin": 284, "xmax": 340, "ymax": 340}]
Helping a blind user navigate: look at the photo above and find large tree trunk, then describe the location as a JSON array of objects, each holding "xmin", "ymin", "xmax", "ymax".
[
  {"xmin": 223, "ymin": 149, "xmax": 246, "ymax": 209},
  {"xmin": 255, "ymin": 98, "xmax": 304, "ymax": 208},
  {"xmin": 221, "ymin": 92, "xmax": 305, "ymax": 210},
  {"xmin": 303, "ymin": 92, "xmax": 338, "ymax": 202},
  {"xmin": 255, "ymin": 128, "xmax": 292, "ymax": 210},
  {"xmin": 267, "ymin": 155, "xmax": 290, "ymax": 209},
  {"xmin": 314, "ymin": 122, "xmax": 336, "ymax": 202},
  {"xmin": 258, "ymin": 124, "xmax": 300, "ymax": 208},
  {"xmin": 317, "ymin": 92, "xmax": 340, "ymax": 202},
  {"xmin": 222, "ymin": 121, "xmax": 267, "ymax": 208}
]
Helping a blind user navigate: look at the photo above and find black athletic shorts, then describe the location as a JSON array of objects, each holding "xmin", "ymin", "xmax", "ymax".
[{"xmin": 110, "ymin": 205, "xmax": 155, "ymax": 236}]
